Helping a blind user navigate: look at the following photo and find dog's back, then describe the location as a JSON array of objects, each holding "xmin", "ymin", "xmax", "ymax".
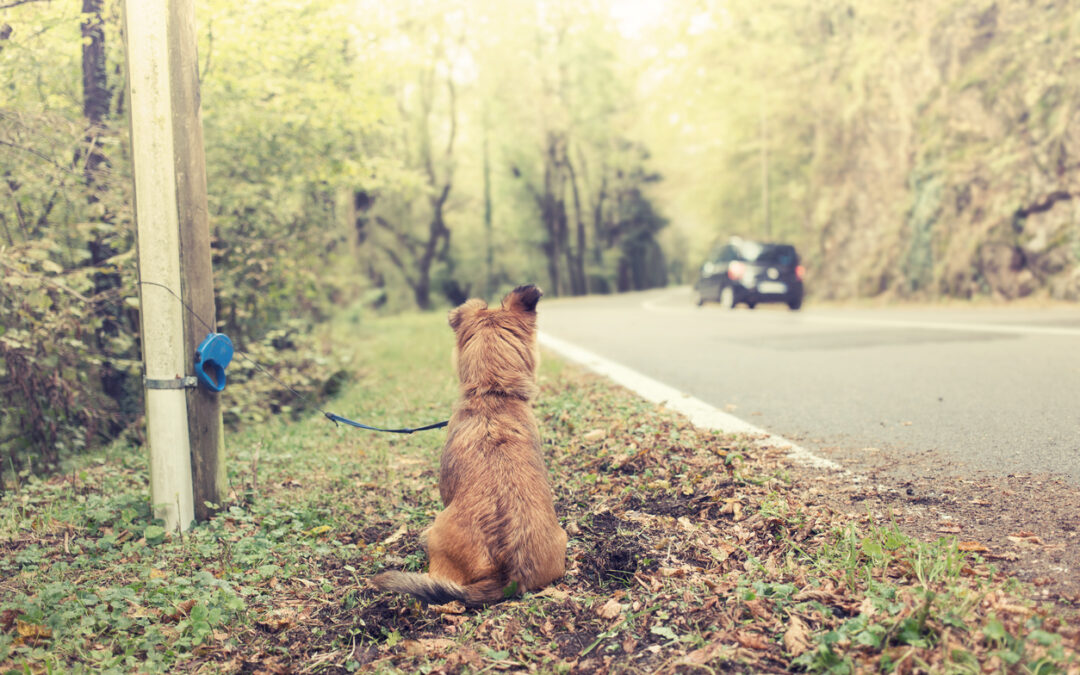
[{"xmin": 371, "ymin": 285, "xmax": 567, "ymax": 605}]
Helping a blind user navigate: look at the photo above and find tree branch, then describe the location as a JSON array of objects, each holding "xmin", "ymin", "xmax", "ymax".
[
  {"xmin": 419, "ymin": 62, "xmax": 438, "ymax": 187},
  {"xmin": 4, "ymin": 178, "xmax": 30, "ymax": 238},
  {"xmin": 0, "ymin": 212, "xmax": 13, "ymax": 246},
  {"xmin": 375, "ymin": 242, "xmax": 417, "ymax": 290},
  {"xmin": 432, "ymin": 182, "xmax": 452, "ymax": 213},
  {"xmin": 374, "ymin": 215, "xmax": 423, "ymax": 252},
  {"xmin": 511, "ymin": 165, "xmax": 544, "ymax": 205},
  {"xmin": 0, "ymin": 139, "xmax": 81, "ymax": 177},
  {"xmin": 444, "ymin": 70, "xmax": 457, "ymax": 164},
  {"xmin": 0, "ymin": 257, "xmax": 91, "ymax": 303},
  {"xmin": 34, "ymin": 188, "xmax": 58, "ymax": 229},
  {"xmin": 0, "ymin": 0, "xmax": 50, "ymax": 10},
  {"xmin": 200, "ymin": 18, "xmax": 214, "ymax": 79}
]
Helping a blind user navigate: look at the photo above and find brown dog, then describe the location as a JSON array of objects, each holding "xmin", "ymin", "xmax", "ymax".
[{"xmin": 371, "ymin": 285, "xmax": 567, "ymax": 605}]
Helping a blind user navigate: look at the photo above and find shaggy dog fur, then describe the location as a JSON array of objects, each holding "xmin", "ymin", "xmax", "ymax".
[{"xmin": 371, "ymin": 285, "xmax": 567, "ymax": 606}]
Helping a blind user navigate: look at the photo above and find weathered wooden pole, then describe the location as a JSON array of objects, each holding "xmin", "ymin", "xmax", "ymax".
[
  {"xmin": 167, "ymin": 0, "xmax": 226, "ymax": 524},
  {"xmin": 123, "ymin": 0, "xmax": 224, "ymax": 532}
]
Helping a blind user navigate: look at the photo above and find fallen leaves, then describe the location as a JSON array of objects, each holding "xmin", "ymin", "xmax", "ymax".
[
  {"xmin": 783, "ymin": 616, "xmax": 812, "ymax": 656},
  {"xmin": 11, "ymin": 620, "xmax": 53, "ymax": 648},
  {"xmin": 402, "ymin": 638, "xmax": 457, "ymax": 657},
  {"xmin": 719, "ymin": 497, "xmax": 744, "ymax": 520},
  {"xmin": 680, "ymin": 640, "xmax": 732, "ymax": 665},
  {"xmin": 16, "ymin": 621, "xmax": 52, "ymax": 640},
  {"xmin": 596, "ymin": 598, "xmax": 624, "ymax": 620},
  {"xmin": 1007, "ymin": 531, "xmax": 1045, "ymax": 547},
  {"xmin": 166, "ymin": 599, "xmax": 197, "ymax": 623},
  {"xmin": 533, "ymin": 586, "xmax": 569, "ymax": 602},
  {"xmin": 380, "ymin": 524, "xmax": 409, "ymax": 547},
  {"xmin": 254, "ymin": 609, "xmax": 304, "ymax": 634},
  {"xmin": 0, "ymin": 609, "xmax": 17, "ymax": 633},
  {"xmin": 710, "ymin": 541, "xmax": 737, "ymax": 563},
  {"xmin": 582, "ymin": 429, "xmax": 607, "ymax": 443},
  {"xmin": 743, "ymin": 598, "xmax": 772, "ymax": 621},
  {"xmin": 734, "ymin": 630, "xmax": 771, "ymax": 650}
]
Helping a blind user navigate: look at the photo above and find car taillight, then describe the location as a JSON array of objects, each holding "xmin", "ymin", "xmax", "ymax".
[
  {"xmin": 727, "ymin": 260, "xmax": 746, "ymax": 281},
  {"xmin": 795, "ymin": 265, "xmax": 805, "ymax": 280}
]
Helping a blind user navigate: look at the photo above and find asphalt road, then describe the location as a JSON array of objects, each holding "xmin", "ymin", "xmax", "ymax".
[{"xmin": 538, "ymin": 287, "xmax": 1080, "ymax": 483}]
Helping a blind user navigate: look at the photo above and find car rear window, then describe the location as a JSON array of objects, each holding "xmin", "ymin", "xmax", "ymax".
[{"xmin": 754, "ymin": 245, "xmax": 798, "ymax": 266}]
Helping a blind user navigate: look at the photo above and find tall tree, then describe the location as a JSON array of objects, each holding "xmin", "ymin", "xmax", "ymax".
[
  {"xmin": 80, "ymin": 0, "xmax": 109, "ymax": 187},
  {"xmin": 355, "ymin": 4, "xmax": 466, "ymax": 310}
]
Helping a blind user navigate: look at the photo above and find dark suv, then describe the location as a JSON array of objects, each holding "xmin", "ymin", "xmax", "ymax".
[{"xmin": 695, "ymin": 238, "xmax": 804, "ymax": 310}]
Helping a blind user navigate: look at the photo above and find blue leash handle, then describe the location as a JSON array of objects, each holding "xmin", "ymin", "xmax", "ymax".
[{"xmin": 324, "ymin": 412, "xmax": 448, "ymax": 434}]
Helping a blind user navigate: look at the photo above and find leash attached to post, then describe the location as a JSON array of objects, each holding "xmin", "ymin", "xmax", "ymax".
[
  {"xmin": 138, "ymin": 280, "xmax": 450, "ymax": 435},
  {"xmin": 323, "ymin": 413, "xmax": 448, "ymax": 434},
  {"xmin": 194, "ymin": 333, "xmax": 234, "ymax": 392}
]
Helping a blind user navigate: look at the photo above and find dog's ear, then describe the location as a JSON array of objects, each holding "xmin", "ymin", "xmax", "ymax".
[
  {"xmin": 448, "ymin": 298, "xmax": 487, "ymax": 331},
  {"xmin": 502, "ymin": 284, "xmax": 543, "ymax": 313}
]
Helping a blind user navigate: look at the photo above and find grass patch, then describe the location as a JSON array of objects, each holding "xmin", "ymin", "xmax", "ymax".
[{"xmin": 1, "ymin": 309, "xmax": 1078, "ymax": 673}]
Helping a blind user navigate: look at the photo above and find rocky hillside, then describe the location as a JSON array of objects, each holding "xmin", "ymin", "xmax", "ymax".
[{"xmin": 646, "ymin": 0, "xmax": 1080, "ymax": 301}]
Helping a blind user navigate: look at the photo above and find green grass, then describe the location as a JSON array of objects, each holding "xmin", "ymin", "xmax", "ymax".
[{"xmin": 1, "ymin": 307, "xmax": 1077, "ymax": 673}]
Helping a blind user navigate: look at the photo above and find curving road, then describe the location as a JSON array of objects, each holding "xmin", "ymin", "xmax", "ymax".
[{"xmin": 539, "ymin": 287, "xmax": 1080, "ymax": 483}]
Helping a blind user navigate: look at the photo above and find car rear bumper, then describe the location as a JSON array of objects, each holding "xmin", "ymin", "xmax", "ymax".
[{"xmin": 736, "ymin": 281, "xmax": 803, "ymax": 301}]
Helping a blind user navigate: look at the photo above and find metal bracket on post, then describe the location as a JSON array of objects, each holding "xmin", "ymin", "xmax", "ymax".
[{"xmin": 144, "ymin": 376, "xmax": 199, "ymax": 390}]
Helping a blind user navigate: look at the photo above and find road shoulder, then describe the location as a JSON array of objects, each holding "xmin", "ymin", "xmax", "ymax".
[{"xmin": 541, "ymin": 330, "xmax": 1080, "ymax": 604}]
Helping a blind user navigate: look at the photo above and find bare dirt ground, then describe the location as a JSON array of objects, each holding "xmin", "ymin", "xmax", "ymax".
[{"xmin": 793, "ymin": 443, "xmax": 1080, "ymax": 603}]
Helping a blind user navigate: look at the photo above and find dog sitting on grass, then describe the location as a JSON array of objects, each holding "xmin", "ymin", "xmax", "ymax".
[{"xmin": 371, "ymin": 284, "xmax": 567, "ymax": 606}]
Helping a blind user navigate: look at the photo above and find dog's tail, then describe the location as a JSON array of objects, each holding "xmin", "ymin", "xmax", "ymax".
[{"xmin": 371, "ymin": 571, "xmax": 508, "ymax": 607}]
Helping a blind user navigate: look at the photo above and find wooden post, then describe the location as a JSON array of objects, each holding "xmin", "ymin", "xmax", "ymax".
[
  {"xmin": 123, "ymin": 0, "xmax": 223, "ymax": 531},
  {"xmin": 168, "ymin": 0, "xmax": 226, "ymax": 522}
]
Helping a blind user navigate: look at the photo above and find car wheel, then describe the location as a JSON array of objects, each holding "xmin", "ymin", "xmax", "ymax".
[
  {"xmin": 695, "ymin": 290, "xmax": 705, "ymax": 306},
  {"xmin": 788, "ymin": 296, "xmax": 802, "ymax": 311},
  {"xmin": 719, "ymin": 286, "xmax": 736, "ymax": 309},
  {"xmin": 746, "ymin": 301, "xmax": 757, "ymax": 310}
]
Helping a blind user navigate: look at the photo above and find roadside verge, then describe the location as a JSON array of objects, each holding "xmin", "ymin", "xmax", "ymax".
[{"xmin": 1, "ymin": 311, "xmax": 1076, "ymax": 673}]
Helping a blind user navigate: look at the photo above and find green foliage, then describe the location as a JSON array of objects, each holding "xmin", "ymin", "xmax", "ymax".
[
  {"xmin": 0, "ymin": 236, "xmax": 135, "ymax": 473},
  {"xmin": 199, "ymin": 0, "xmax": 378, "ymax": 335},
  {"xmin": 0, "ymin": 1, "xmax": 368, "ymax": 481},
  {"xmin": 3, "ymin": 0, "xmax": 677, "ymax": 481}
]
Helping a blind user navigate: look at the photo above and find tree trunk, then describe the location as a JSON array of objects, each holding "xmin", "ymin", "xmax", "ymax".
[
  {"xmin": 564, "ymin": 151, "xmax": 587, "ymax": 295},
  {"xmin": 410, "ymin": 64, "xmax": 455, "ymax": 310},
  {"xmin": 482, "ymin": 109, "xmax": 495, "ymax": 297},
  {"xmin": 592, "ymin": 172, "xmax": 607, "ymax": 265},
  {"xmin": 413, "ymin": 273, "xmax": 432, "ymax": 310},
  {"xmin": 81, "ymin": 0, "xmax": 134, "ymax": 433},
  {"xmin": 558, "ymin": 198, "xmax": 576, "ymax": 295},
  {"xmin": 81, "ymin": 0, "xmax": 109, "ymax": 187},
  {"xmin": 541, "ymin": 153, "xmax": 562, "ymax": 296}
]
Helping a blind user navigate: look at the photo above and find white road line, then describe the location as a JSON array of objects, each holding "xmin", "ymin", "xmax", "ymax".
[
  {"xmin": 799, "ymin": 315, "xmax": 1080, "ymax": 338},
  {"xmin": 538, "ymin": 332, "xmax": 845, "ymax": 472}
]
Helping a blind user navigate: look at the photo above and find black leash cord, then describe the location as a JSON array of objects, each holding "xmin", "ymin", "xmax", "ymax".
[{"xmin": 137, "ymin": 281, "xmax": 449, "ymax": 434}]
